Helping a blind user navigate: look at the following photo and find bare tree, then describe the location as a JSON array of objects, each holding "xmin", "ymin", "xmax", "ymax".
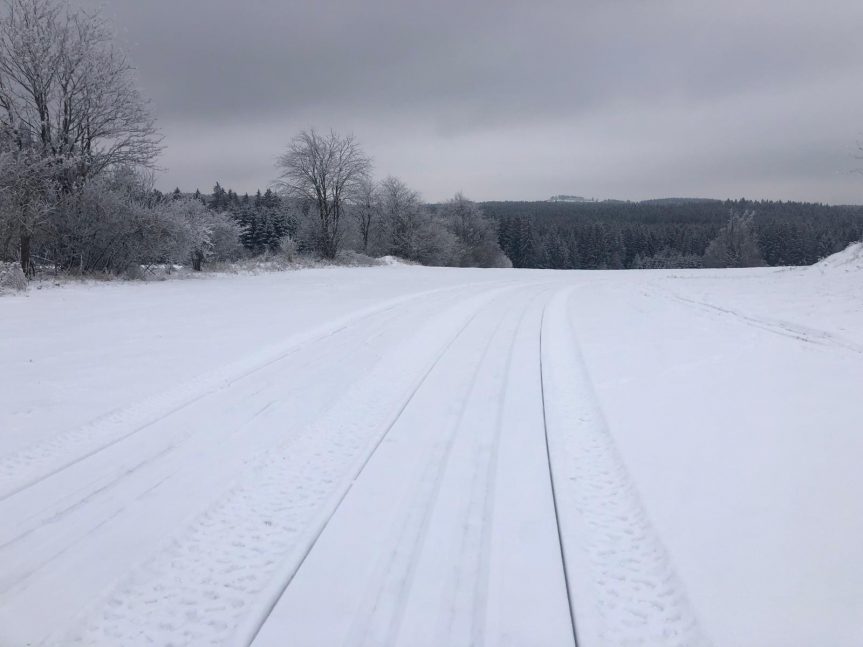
[
  {"xmin": 275, "ymin": 129, "xmax": 372, "ymax": 259},
  {"xmin": 376, "ymin": 176, "xmax": 464, "ymax": 266},
  {"xmin": 351, "ymin": 176, "xmax": 380, "ymax": 253},
  {"xmin": 0, "ymin": 0, "xmax": 161, "ymax": 273},
  {"xmin": 379, "ymin": 175, "xmax": 424, "ymax": 260},
  {"xmin": 0, "ymin": 0, "xmax": 161, "ymax": 177},
  {"xmin": 0, "ymin": 147, "xmax": 55, "ymax": 275}
]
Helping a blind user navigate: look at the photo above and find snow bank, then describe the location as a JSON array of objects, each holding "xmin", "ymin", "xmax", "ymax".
[
  {"xmin": 815, "ymin": 241, "xmax": 863, "ymax": 272},
  {"xmin": 377, "ymin": 255, "xmax": 413, "ymax": 266}
]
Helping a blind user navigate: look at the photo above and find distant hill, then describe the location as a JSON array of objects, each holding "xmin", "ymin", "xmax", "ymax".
[
  {"xmin": 548, "ymin": 194, "xmax": 594, "ymax": 203},
  {"xmin": 549, "ymin": 196, "xmax": 723, "ymax": 206}
]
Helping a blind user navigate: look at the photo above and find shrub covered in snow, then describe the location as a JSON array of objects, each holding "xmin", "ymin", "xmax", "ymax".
[
  {"xmin": 162, "ymin": 198, "xmax": 243, "ymax": 271},
  {"xmin": 0, "ymin": 261, "xmax": 26, "ymax": 292}
]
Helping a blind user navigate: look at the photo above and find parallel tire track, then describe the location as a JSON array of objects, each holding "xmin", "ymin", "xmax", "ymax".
[
  {"xmin": 246, "ymin": 284, "xmax": 572, "ymax": 647},
  {"xmin": 0, "ymin": 283, "xmax": 496, "ymax": 503},
  {"xmin": 55, "ymin": 285, "xmax": 520, "ymax": 647},
  {"xmin": 539, "ymin": 288, "xmax": 709, "ymax": 647},
  {"xmin": 343, "ymin": 302, "xmax": 514, "ymax": 647},
  {"xmin": 445, "ymin": 290, "xmax": 543, "ymax": 647},
  {"xmin": 237, "ymin": 290, "xmax": 510, "ymax": 647},
  {"xmin": 0, "ymin": 289, "xmax": 454, "ymax": 554}
]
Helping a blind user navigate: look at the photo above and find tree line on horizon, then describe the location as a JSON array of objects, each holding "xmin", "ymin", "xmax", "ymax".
[
  {"xmin": 490, "ymin": 199, "xmax": 863, "ymax": 269},
  {"xmin": 167, "ymin": 186, "xmax": 863, "ymax": 271}
]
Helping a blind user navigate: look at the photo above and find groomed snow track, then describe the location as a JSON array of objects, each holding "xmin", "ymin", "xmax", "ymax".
[{"xmin": 0, "ymin": 280, "xmax": 705, "ymax": 647}]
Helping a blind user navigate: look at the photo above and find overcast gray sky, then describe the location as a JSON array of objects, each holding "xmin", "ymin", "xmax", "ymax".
[{"xmin": 78, "ymin": 0, "xmax": 863, "ymax": 203}]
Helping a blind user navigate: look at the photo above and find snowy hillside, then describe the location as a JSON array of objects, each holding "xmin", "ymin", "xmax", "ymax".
[
  {"xmin": 1, "ymin": 260, "xmax": 861, "ymax": 647},
  {"xmin": 814, "ymin": 241, "xmax": 863, "ymax": 272}
]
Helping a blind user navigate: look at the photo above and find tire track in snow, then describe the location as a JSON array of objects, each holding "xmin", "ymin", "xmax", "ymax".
[
  {"xmin": 0, "ymin": 396, "xmax": 274, "ymax": 580},
  {"xmin": 53, "ymin": 285, "xmax": 520, "ymax": 647},
  {"xmin": 341, "ymin": 295, "xmax": 518, "ymax": 647},
  {"xmin": 540, "ymin": 288, "xmax": 710, "ymax": 647},
  {"xmin": 0, "ymin": 283, "xmax": 497, "ymax": 503},
  {"xmin": 248, "ymin": 285, "xmax": 573, "ymax": 647},
  {"xmin": 538, "ymin": 299, "xmax": 580, "ymax": 646},
  {"xmin": 643, "ymin": 279, "xmax": 863, "ymax": 355},
  {"xmin": 0, "ymin": 286, "xmax": 489, "ymax": 647},
  {"xmin": 436, "ymin": 290, "xmax": 543, "ymax": 647},
  {"xmin": 0, "ymin": 286, "xmax": 470, "ymax": 595},
  {"xmin": 0, "ymin": 292, "xmax": 436, "ymax": 544},
  {"xmin": 237, "ymin": 292, "xmax": 511, "ymax": 647},
  {"xmin": 668, "ymin": 292, "xmax": 863, "ymax": 354},
  {"xmin": 479, "ymin": 290, "xmax": 575, "ymax": 647}
]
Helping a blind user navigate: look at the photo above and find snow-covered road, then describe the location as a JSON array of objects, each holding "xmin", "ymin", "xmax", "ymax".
[{"xmin": 1, "ymin": 259, "xmax": 861, "ymax": 646}]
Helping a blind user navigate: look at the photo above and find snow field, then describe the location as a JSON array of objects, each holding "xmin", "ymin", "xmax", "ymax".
[{"xmin": 1, "ymin": 256, "xmax": 861, "ymax": 646}]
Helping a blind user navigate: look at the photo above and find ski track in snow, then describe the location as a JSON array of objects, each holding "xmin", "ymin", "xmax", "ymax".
[
  {"xmin": 540, "ymin": 289, "xmax": 709, "ymax": 647},
  {"xmin": 666, "ymin": 293, "xmax": 863, "ymax": 355}
]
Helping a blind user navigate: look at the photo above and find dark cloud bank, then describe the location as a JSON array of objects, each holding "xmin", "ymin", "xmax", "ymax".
[{"xmin": 79, "ymin": 0, "xmax": 863, "ymax": 203}]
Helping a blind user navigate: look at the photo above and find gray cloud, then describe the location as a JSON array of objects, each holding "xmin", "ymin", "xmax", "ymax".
[{"xmin": 77, "ymin": 0, "xmax": 863, "ymax": 202}]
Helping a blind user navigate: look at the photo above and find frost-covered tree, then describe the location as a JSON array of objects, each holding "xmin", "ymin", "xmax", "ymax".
[
  {"xmin": 351, "ymin": 177, "xmax": 380, "ymax": 253},
  {"xmin": 47, "ymin": 169, "xmax": 183, "ymax": 275},
  {"xmin": 378, "ymin": 176, "xmax": 425, "ymax": 260},
  {"xmin": 275, "ymin": 129, "xmax": 372, "ymax": 259},
  {"xmin": 439, "ymin": 192, "xmax": 510, "ymax": 267},
  {"xmin": 0, "ymin": 146, "xmax": 55, "ymax": 275},
  {"xmin": 0, "ymin": 0, "xmax": 161, "ymax": 273},
  {"xmin": 164, "ymin": 198, "xmax": 241, "ymax": 271},
  {"xmin": 376, "ymin": 177, "xmax": 467, "ymax": 266},
  {"xmin": 702, "ymin": 210, "xmax": 765, "ymax": 268},
  {"xmin": 0, "ymin": 0, "xmax": 160, "ymax": 175}
]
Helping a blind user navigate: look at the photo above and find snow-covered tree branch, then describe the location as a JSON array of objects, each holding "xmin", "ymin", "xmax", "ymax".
[{"xmin": 275, "ymin": 129, "xmax": 372, "ymax": 259}]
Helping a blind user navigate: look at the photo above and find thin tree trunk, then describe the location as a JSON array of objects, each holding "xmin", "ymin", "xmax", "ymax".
[
  {"xmin": 361, "ymin": 219, "xmax": 370, "ymax": 253},
  {"xmin": 20, "ymin": 232, "xmax": 33, "ymax": 278}
]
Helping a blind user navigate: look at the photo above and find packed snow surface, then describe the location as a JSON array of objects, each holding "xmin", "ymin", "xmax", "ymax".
[{"xmin": 1, "ymin": 260, "xmax": 861, "ymax": 647}]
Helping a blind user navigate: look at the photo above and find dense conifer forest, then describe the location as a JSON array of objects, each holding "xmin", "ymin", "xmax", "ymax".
[{"xmin": 486, "ymin": 199, "xmax": 863, "ymax": 269}]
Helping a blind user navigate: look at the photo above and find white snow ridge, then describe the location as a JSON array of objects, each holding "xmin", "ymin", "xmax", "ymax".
[{"xmin": 815, "ymin": 241, "xmax": 863, "ymax": 272}]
